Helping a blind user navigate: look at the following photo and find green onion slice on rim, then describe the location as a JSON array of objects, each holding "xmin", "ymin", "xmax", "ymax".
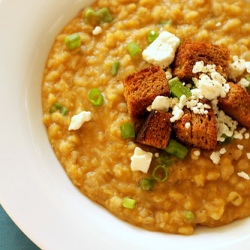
[
  {"xmin": 152, "ymin": 165, "xmax": 168, "ymax": 182},
  {"xmin": 122, "ymin": 197, "xmax": 136, "ymax": 209},
  {"xmin": 120, "ymin": 123, "xmax": 135, "ymax": 139},
  {"xmin": 49, "ymin": 103, "xmax": 68, "ymax": 116},
  {"xmin": 88, "ymin": 88, "xmax": 104, "ymax": 107}
]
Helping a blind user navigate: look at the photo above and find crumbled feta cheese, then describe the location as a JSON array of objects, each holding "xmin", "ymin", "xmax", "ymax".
[
  {"xmin": 68, "ymin": 111, "xmax": 92, "ymax": 130},
  {"xmin": 234, "ymin": 130, "xmax": 244, "ymax": 140},
  {"xmin": 165, "ymin": 68, "xmax": 172, "ymax": 80},
  {"xmin": 142, "ymin": 31, "xmax": 181, "ymax": 68},
  {"xmin": 219, "ymin": 148, "xmax": 227, "ymax": 154},
  {"xmin": 245, "ymin": 133, "xmax": 250, "ymax": 139},
  {"xmin": 130, "ymin": 147, "xmax": 153, "ymax": 173},
  {"xmin": 178, "ymin": 95, "xmax": 187, "ymax": 110},
  {"xmin": 92, "ymin": 26, "xmax": 102, "ymax": 35},
  {"xmin": 193, "ymin": 150, "xmax": 200, "ymax": 157},
  {"xmin": 151, "ymin": 96, "xmax": 171, "ymax": 111},
  {"xmin": 246, "ymin": 61, "xmax": 250, "ymax": 73},
  {"xmin": 185, "ymin": 122, "xmax": 191, "ymax": 129},
  {"xmin": 238, "ymin": 78, "xmax": 250, "ymax": 88},
  {"xmin": 247, "ymin": 153, "xmax": 250, "ymax": 160},
  {"xmin": 210, "ymin": 151, "xmax": 221, "ymax": 165},
  {"xmin": 170, "ymin": 105, "xmax": 184, "ymax": 122},
  {"xmin": 237, "ymin": 144, "xmax": 244, "ymax": 150},
  {"xmin": 237, "ymin": 171, "xmax": 250, "ymax": 180},
  {"xmin": 228, "ymin": 56, "xmax": 247, "ymax": 80}
]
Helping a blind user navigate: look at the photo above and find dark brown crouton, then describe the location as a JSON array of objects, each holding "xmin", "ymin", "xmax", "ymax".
[
  {"xmin": 135, "ymin": 110, "xmax": 172, "ymax": 150},
  {"xmin": 123, "ymin": 66, "xmax": 170, "ymax": 118},
  {"xmin": 218, "ymin": 82, "xmax": 250, "ymax": 128},
  {"xmin": 174, "ymin": 100, "xmax": 217, "ymax": 150},
  {"xmin": 173, "ymin": 41, "xmax": 230, "ymax": 80}
]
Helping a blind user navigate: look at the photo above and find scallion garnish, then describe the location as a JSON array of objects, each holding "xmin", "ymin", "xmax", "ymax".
[
  {"xmin": 165, "ymin": 139, "xmax": 189, "ymax": 160},
  {"xmin": 126, "ymin": 41, "xmax": 142, "ymax": 57},
  {"xmin": 139, "ymin": 178, "xmax": 155, "ymax": 191},
  {"xmin": 111, "ymin": 61, "xmax": 120, "ymax": 76},
  {"xmin": 152, "ymin": 165, "xmax": 168, "ymax": 182},
  {"xmin": 96, "ymin": 7, "xmax": 113, "ymax": 23},
  {"xmin": 169, "ymin": 77, "xmax": 191, "ymax": 99},
  {"xmin": 122, "ymin": 197, "xmax": 136, "ymax": 209},
  {"xmin": 64, "ymin": 33, "xmax": 81, "ymax": 50},
  {"xmin": 88, "ymin": 88, "xmax": 104, "ymax": 107},
  {"xmin": 120, "ymin": 123, "xmax": 135, "ymax": 139},
  {"xmin": 49, "ymin": 103, "xmax": 68, "ymax": 116},
  {"xmin": 84, "ymin": 7, "xmax": 113, "ymax": 25},
  {"xmin": 147, "ymin": 30, "xmax": 159, "ymax": 43},
  {"xmin": 185, "ymin": 210, "xmax": 195, "ymax": 221},
  {"xmin": 219, "ymin": 134, "xmax": 234, "ymax": 145},
  {"xmin": 159, "ymin": 20, "xmax": 172, "ymax": 26}
]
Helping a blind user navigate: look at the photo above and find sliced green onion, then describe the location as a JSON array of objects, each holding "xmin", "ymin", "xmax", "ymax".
[
  {"xmin": 185, "ymin": 210, "xmax": 195, "ymax": 221},
  {"xmin": 169, "ymin": 77, "xmax": 191, "ymax": 99},
  {"xmin": 49, "ymin": 103, "xmax": 68, "ymax": 116},
  {"xmin": 120, "ymin": 123, "xmax": 135, "ymax": 139},
  {"xmin": 245, "ymin": 75, "xmax": 250, "ymax": 81},
  {"xmin": 88, "ymin": 88, "xmax": 104, "ymax": 107},
  {"xmin": 165, "ymin": 139, "xmax": 189, "ymax": 160},
  {"xmin": 156, "ymin": 154, "xmax": 173, "ymax": 167},
  {"xmin": 111, "ymin": 61, "xmax": 120, "ymax": 76},
  {"xmin": 152, "ymin": 165, "xmax": 168, "ymax": 182},
  {"xmin": 139, "ymin": 178, "xmax": 155, "ymax": 191},
  {"xmin": 96, "ymin": 7, "xmax": 113, "ymax": 23},
  {"xmin": 159, "ymin": 20, "xmax": 172, "ymax": 26},
  {"xmin": 122, "ymin": 197, "xmax": 136, "ymax": 209},
  {"xmin": 84, "ymin": 7, "xmax": 99, "ymax": 26},
  {"xmin": 147, "ymin": 30, "xmax": 159, "ymax": 43},
  {"xmin": 126, "ymin": 41, "xmax": 142, "ymax": 57},
  {"xmin": 64, "ymin": 33, "xmax": 81, "ymax": 50},
  {"xmin": 219, "ymin": 134, "xmax": 234, "ymax": 145}
]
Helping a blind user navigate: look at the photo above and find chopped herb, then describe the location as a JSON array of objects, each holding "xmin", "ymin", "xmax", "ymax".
[
  {"xmin": 152, "ymin": 165, "xmax": 168, "ymax": 182},
  {"xmin": 185, "ymin": 210, "xmax": 195, "ymax": 221},
  {"xmin": 64, "ymin": 33, "xmax": 81, "ymax": 50},
  {"xmin": 49, "ymin": 103, "xmax": 68, "ymax": 116},
  {"xmin": 111, "ymin": 61, "xmax": 120, "ymax": 76},
  {"xmin": 122, "ymin": 197, "xmax": 136, "ymax": 209},
  {"xmin": 139, "ymin": 178, "xmax": 155, "ymax": 191},
  {"xmin": 169, "ymin": 77, "xmax": 191, "ymax": 99},
  {"xmin": 156, "ymin": 153, "xmax": 173, "ymax": 167},
  {"xmin": 165, "ymin": 139, "xmax": 189, "ymax": 160},
  {"xmin": 88, "ymin": 88, "xmax": 104, "ymax": 107},
  {"xmin": 219, "ymin": 134, "xmax": 234, "ymax": 145},
  {"xmin": 96, "ymin": 7, "xmax": 113, "ymax": 23},
  {"xmin": 84, "ymin": 7, "xmax": 113, "ymax": 25},
  {"xmin": 147, "ymin": 30, "xmax": 159, "ymax": 43},
  {"xmin": 159, "ymin": 20, "xmax": 172, "ymax": 26},
  {"xmin": 126, "ymin": 41, "xmax": 142, "ymax": 57},
  {"xmin": 120, "ymin": 123, "xmax": 135, "ymax": 139}
]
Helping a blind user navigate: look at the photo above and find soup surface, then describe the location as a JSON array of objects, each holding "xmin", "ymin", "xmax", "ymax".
[{"xmin": 42, "ymin": 0, "xmax": 250, "ymax": 234}]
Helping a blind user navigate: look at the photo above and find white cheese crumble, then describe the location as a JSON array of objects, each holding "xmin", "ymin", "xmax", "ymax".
[
  {"xmin": 185, "ymin": 122, "xmax": 191, "ymax": 129},
  {"xmin": 142, "ymin": 31, "xmax": 181, "ymax": 68},
  {"xmin": 228, "ymin": 56, "xmax": 248, "ymax": 80},
  {"xmin": 92, "ymin": 26, "xmax": 102, "ymax": 35},
  {"xmin": 193, "ymin": 150, "xmax": 200, "ymax": 157},
  {"xmin": 247, "ymin": 153, "xmax": 250, "ymax": 160},
  {"xmin": 151, "ymin": 96, "xmax": 171, "ymax": 111},
  {"xmin": 237, "ymin": 171, "xmax": 250, "ymax": 180},
  {"xmin": 170, "ymin": 105, "xmax": 184, "ymax": 122},
  {"xmin": 237, "ymin": 144, "xmax": 244, "ymax": 150},
  {"xmin": 68, "ymin": 111, "xmax": 92, "ymax": 130},
  {"xmin": 210, "ymin": 151, "xmax": 221, "ymax": 165},
  {"xmin": 130, "ymin": 147, "xmax": 153, "ymax": 173}
]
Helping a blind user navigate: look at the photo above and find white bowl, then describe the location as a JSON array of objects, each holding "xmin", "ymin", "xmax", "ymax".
[{"xmin": 0, "ymin": 0, "xmax": 250, "ymax": 249}]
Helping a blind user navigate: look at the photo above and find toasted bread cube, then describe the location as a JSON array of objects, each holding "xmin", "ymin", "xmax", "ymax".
[
  {"xmin": 123, "ymin": 66, "xmax": 170, "ymax": 118},
  {"xmin": 173, "ymin": 41, "xmax": 230, "ymax": 80},
  {"xmin": 218, "ymin": 82, "xmax": 250, "ymax": 128},
  {"xmin": 174, "ymin": 101, "xmax": 217, "ymax": 150},
  {"xmin": 135, "ymin": 110, "xmax": 172, "ymax": 149}
]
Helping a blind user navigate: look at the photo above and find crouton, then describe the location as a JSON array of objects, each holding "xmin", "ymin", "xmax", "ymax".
[
  {"xmin": 173, "ymin": 41, "xmax": 230, "ymax": 80},
  {"xmin": 123, "ymin": 66, "xmax": 170, "ymax": 118},
  {"xmin": 174, "ymin": 100, "xmax": 217, "ymax": 150},
  {"xmin": 218, "ymin": 82, "xmax": 250, "ymax": 128},
  {"xmin": 135, "ymin": 110, "xmax": 172, "ymax": 150}
]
